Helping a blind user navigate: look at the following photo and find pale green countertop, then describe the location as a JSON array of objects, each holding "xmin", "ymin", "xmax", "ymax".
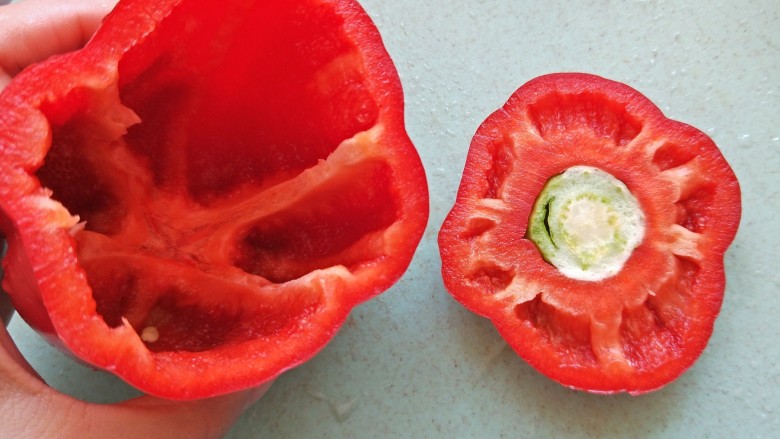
[{"xmin": 7, "ymin": 0, "xmax": 780, "ymax": 438}]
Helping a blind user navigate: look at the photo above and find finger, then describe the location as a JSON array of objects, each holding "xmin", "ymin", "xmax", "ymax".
[
  {"xmin": 2, "ymin": 314, "xmax": 272, "ymax": 439},
  {"xmin": 3, "ymin": 227, "xmax": 268, "ymax": 439},
  {"xmin": 2, "ymin": 364, "xmax": 271, "ymax": 439},
  {"xmin": 0, "ymin": 0, "xmax": 118, "ymax": 88},
  {"xmin": 2, "ymin": 278, "xmax": 270, "ymax": 439},
  {"xmin": 87, "ymin": 383, "xmax": 272, "ymax": 439},
  {"xmin": 2, "ymin": 319, "xmax": 271, "ymax": 439}
]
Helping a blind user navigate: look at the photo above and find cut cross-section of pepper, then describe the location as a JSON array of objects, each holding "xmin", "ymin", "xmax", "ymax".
[
  {"xmin": 438, "ymin": 73, "xmax": 740, "ymax": 394},
  {"xmin": 0, "ymin": 0, "xmax": 428, "ymax": 400}
]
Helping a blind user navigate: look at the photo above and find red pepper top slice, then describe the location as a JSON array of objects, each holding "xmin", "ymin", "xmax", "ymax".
[
  {"xmin": 0, "ymin": 0, "xmax": 428, "ymax": 399},
  {"xmin": 439, "ymin": 73, "xmax": 740, "ymax": 394}
]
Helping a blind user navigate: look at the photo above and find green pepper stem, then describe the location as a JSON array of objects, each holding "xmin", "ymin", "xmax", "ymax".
[{"xmin": 528, "ymin": 166, "xmax": 645, "ymax": 281}]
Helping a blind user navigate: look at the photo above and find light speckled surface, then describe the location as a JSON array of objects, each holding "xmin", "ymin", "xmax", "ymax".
[{"xmin": 7, "ymin": 0, "xmax": 780, "ymax": 437}]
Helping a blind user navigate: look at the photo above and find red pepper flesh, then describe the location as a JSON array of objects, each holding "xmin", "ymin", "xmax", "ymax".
[
  {"xmin": 438, "ymin": 73, "xmax": 740, "ymax": 394},
  {"xmin": 0, "ymin": 0, "xmax": 428, "ymax": 399}
]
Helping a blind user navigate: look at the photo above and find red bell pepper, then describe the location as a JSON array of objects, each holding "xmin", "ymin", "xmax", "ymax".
[
  {"xmin": 439, "ymin": 73, "xmax": 740, "ymax": 394},
  {"xmin": 0, "ymin": 0, "xmax": 428, "ymax": 399}
]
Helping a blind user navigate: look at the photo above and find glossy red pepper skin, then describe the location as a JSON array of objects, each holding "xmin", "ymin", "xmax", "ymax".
[
  {"xmin": 439, "ymin": 73, "xmax": 740, "ymax": 394},
  {"xmin": 0, "ymin": 0, "xmax": 428, "ymax": 399}
]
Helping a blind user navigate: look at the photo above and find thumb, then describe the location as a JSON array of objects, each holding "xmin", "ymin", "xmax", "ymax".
[
  {"xmin": 78, "ymin": 383, "xmax": 272, "ymax": 439},
  {"xmin": 0, "ymin": 0, "xmax": 118, "ymax": 89},
  {"xmin": 3, "ymin": 277, "xmax": 270, "ymax": 439},
  {"xmin": 2, "ymin": 319, "xmax": 271, "ymax": 439}
]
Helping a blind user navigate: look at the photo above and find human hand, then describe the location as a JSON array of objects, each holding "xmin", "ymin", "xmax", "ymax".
[
  {"xmin": 0, "ymin": 0, "xmax": 117, "ymax": 88},
  {"xmin": 0, "ymin": 1, "xmax": 269, "ymax": 437}
]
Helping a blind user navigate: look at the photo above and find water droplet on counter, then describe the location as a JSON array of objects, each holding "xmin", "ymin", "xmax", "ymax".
[
  {"xmin": 330, "ymin": 396, "xmax": 359, "ymax": 422},
  {"xmin": 305, "ymin": 389, "xmax": 360, "ymax": 422}
]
